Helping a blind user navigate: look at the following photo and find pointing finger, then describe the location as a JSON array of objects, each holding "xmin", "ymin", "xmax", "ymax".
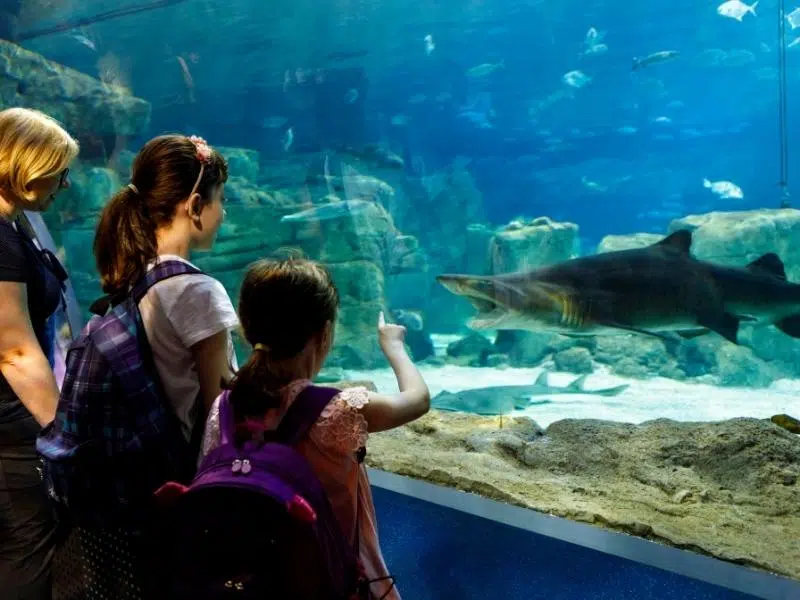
[{"xmin": 378, "ymin": 311, "xmax": 385, "ymax": 327}]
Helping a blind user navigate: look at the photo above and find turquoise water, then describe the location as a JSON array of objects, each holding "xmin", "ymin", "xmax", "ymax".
[{"xmin": 5, "ymin": 0, "xmax": 800, "ymax": 583}]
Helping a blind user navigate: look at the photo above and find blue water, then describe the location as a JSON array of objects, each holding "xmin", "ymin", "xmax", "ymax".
[{"xmin": 19, "ymin": 0, "xmax": 797, "ymax": 247}]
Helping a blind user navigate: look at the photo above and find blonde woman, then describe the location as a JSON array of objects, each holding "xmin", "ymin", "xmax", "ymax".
[{"xmin": 0, "ymin": 107, "xmax": 78, "ymax": 600}]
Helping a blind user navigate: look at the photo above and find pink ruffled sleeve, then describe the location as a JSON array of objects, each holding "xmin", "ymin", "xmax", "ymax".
[{"xmin": 310, "ymin": 386, "xmax": 370, "ymax": 454}]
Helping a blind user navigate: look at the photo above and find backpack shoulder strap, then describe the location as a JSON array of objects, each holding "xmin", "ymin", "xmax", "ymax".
[
  {"xmin": 88, "ymin": 260, "xmax": 203, "ymax": 316},
  {"xmin": 277, "ymin": 385, "xmax": 341, "ymax": 446},
  {"xmin": 131, "ymin": 259, "xmax": 203, "ymax": 304},
  {"xmin": 216, "ymin": 385, "xmax": 341, "ymax": 448}
]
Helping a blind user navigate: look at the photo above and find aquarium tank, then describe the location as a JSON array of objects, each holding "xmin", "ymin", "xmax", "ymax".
[{"xmin": 4, "ymin": 0, "xmax": 799, "ymax": 586}]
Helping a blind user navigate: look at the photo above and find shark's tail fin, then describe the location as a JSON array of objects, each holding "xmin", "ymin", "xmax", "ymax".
[{"xmin": 566, "ymin": 374, "xmax": 589, "ymax": 391}]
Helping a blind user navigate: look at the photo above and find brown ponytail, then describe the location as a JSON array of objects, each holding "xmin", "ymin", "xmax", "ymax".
[
  {"xmin": 93, "ymin": 134, "xmax": 228, "ymax": 296},
  {"xmin": 93, "ymin": 184, "xmax": 157, "ymax": 295},
  {"xmin": 227, "ymin": 259, "xmax": 340, "ymax": 424}
]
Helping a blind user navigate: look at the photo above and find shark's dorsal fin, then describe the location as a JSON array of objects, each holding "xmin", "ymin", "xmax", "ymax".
[
  {"xmin": 654, "ymin": 230, "xmax": 692, "ymax": 254},
  {"xmin": 746, "ymin": 253, "xmax": 786, "ymax": 280},
  {"xmin": 535, "ymin": 371, "xmax": 549, "ymax": 386},
  {"xmin": 566, "ymin": 374, "xmax": 588, "ymax": 391}
]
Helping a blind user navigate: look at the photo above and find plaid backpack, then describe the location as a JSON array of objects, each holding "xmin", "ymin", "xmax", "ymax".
[
  {"xmin": 150, "ymin": 385, "xmax": 394, "ymax": 600},
  {"xmin": 36, "ymin": 260, "xmax": 204, "ymax": 528}
]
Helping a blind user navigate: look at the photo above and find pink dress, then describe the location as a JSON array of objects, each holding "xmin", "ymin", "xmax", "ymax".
[{"xmin": 201, "ymin": 380, "xmax": 400, "ymax": 600}]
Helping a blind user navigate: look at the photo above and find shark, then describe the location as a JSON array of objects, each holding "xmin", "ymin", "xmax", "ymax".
[
  {"xmin": 436, "ymin": 229, "xmax": 800, "ymax": 346},
  {"xmin": 432, "ymin": 371, "xmax": 629, "ymax": 416}
]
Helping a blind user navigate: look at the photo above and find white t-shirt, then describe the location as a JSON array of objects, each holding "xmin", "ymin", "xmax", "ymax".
[{"xmin": 138, "ymin": 254, "xmax": 239, "ymax": 439}]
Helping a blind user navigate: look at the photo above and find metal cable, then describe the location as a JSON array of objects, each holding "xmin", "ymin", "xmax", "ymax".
[
  {"xmin": 17, "ymin": 0, "xmax": 190, "ymax": 42},
  {"xmin": 778, "ymin": 0, "xmax": 791, "ymax": 207}
]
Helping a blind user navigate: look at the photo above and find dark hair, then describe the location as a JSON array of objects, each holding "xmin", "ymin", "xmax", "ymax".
[
  {"xmin": 228, "ymin": 259, "xmax": 340, "ymax": 422},
  {"xmin": 93, "ymin": 134, "xmax": 228, "ymax": 295}
]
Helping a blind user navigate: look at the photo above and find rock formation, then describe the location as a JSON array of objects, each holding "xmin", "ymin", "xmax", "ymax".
[{"xmin": 366, "ymin": 409, "xmax": 800, "ymax": 580}]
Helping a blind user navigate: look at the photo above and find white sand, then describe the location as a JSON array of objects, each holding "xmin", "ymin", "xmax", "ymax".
[{"xmin": 342, "ymin": 362, "xmax": 799, "ymax": 428}]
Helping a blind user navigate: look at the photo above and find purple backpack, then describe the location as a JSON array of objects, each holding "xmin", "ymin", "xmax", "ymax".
[{"xmin": 151, "ymin": 385, "xmax": 378, "ymax": 600}]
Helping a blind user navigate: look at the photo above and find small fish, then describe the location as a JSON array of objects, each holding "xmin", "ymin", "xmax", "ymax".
[
  {"xmin": 583, "ymin": 43, "xmax": 608, "ymax": 56},
  {"xmin": 703, "ymin": 178, "xmax": 743, "ymax": 199},
  {"xmin": 344, "ymin": 88, "xmax": 359, "ymax": 103},
  {"xmin": 176, "ymin": 56, "xmax": 195, "ymax": 103},
  {"xmin": 632, "ymin": 50, "xmax": 680, "ymax": 71},
  {"xmin": 280, "ymin": 200, "xmax": 374, "ymax": 223},
  {"xmin": 283, "ymin": 127, "xmax": 294, "ymax": 152},
  {"xmin": 71, "ymin": 33, "xmax": 96, "ymax": 51},
  {"xmin": 563, "ymin": 70, "xmax": 591, "ymax": 88},
  {"xmin": 585, "ymin": 27, "xmax": 604, "ymax": 45},
  {"xmin": 467, "ymin": 61, "xmax": 505, "ymax": 78},
  {"xmin": 424, "ymin": 34, "xmax": 435, "ymax": 56},
  {"xmin": 717, "ymin": 0, "xmax": 758, "ymax": 21},
  {"xmin": 583, "ymin": 27, "xmax": 607, "ymax": 56},
  {"xmin": 788, "ymin": 7, "xmax": 800, "ymax": 29}
]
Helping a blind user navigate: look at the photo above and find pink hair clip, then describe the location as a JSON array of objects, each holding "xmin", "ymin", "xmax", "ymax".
[{"xmin": 188, "ymin": 135, "xmax": 212, "ymax": 164}]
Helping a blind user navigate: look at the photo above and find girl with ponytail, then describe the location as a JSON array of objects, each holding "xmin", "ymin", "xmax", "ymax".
[
  {"xmin": 93, "ymin": 134, "xmax": 239, "ymax": 442},
  {"xmin": 201, "ymin": 258, "xmax": 431, "ymax": 600}
]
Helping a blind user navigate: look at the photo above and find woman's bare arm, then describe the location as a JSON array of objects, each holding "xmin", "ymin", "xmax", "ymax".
[{"xmin": 0, "ymin": 281, "xmax": 59, "ymax": 426}]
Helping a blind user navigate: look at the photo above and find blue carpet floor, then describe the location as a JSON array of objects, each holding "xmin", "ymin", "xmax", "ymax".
[{"xmin": 372, "ymin": 485, "xmax": 760, "ymax": 600}]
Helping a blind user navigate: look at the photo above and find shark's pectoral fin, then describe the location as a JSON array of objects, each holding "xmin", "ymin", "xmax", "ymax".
[
  {"xmin": 746, "ymin": 253, "xmax": 787, "ymax": 280},
  {"xmin": 776, "ymin": 315, "xmax": 800, "ymax": 338},
  {"xmin": 513, "ymin": 396, "xmax": 532, "ymax": 410},
  {"xmin": 697, "ymin": 312, "xmax": 741, "ymax": 344},
  {"xmin": 594, "ymin": 383, "xmax": 630, "ymax": 397}
]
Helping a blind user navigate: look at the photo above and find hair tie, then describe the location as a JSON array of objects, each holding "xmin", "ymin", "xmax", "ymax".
[
  {"xmin": 253, "ymin": 343, "xmax": 270, "ymax": 353},
  {"xmin": 187, "ymin": 135, "xmax": 212, "ymax": 198},
  {"xmin": 127, "ymin": 183, "xmax": 139, "ymax": 194}
]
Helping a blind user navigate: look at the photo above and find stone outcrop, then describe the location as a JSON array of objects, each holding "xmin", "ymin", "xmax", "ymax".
[
  {"xmin": 488, "ymin": 216, "xmax": 579, "ymax": 274},
  {"xmin": 0, "ymin": 40, "xmax": 150, "ymax": 136},
  {"xmin": 367, "ymin": 410, "xmax": 800, "ymax": 580},
  {"xmin": 47, "ymin": 145, "xmax": 429, "ymax": 368}
]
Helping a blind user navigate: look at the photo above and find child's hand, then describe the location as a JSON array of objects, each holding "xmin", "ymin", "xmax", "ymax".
[{"xmin": 378, "ymin": 311, "xmax": 407, "ymax": 356}]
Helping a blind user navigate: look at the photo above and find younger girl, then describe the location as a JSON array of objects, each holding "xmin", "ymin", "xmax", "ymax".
[{"xmin": 201, "ymin": 258, "xmax": 431, "ymax": 600}]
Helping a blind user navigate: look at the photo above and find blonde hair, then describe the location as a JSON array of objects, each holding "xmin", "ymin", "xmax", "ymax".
[{"xmin": 0, "ymin": 107, "xmax": 79, "ymax": 203}]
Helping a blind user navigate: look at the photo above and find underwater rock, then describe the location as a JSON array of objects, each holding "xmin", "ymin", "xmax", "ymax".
[
  {"xmin": 465, "ymin": 223, "xmax": 495, "ymax": 275},
  {"xmin": 324, "ymin": 261, "xmax": 387, "ymax": 369},
  {"xmin": 216, "ymin": 146, "xmax": 260, "ymax": 181},
  {"xmin": 368, "ymin": 412, "xmax": 800, "ymax": 580},
  {"xmin": 488, "ymin": 216, "xmax": 578, "ymax": 275},
  {"xmin": 446, "ymin": 333, "xmax": 493, "ymax": 359},
  {"xmin": 0, "ymin": 40, "xmax": 150, "ymax": 136},
  {"xmin": 553, "ymin": 347, "xmax": 594, "ymax": 374},
  {"xmin": 596, "ymin": 232, "xmax": 663, "ymax": 253}
]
